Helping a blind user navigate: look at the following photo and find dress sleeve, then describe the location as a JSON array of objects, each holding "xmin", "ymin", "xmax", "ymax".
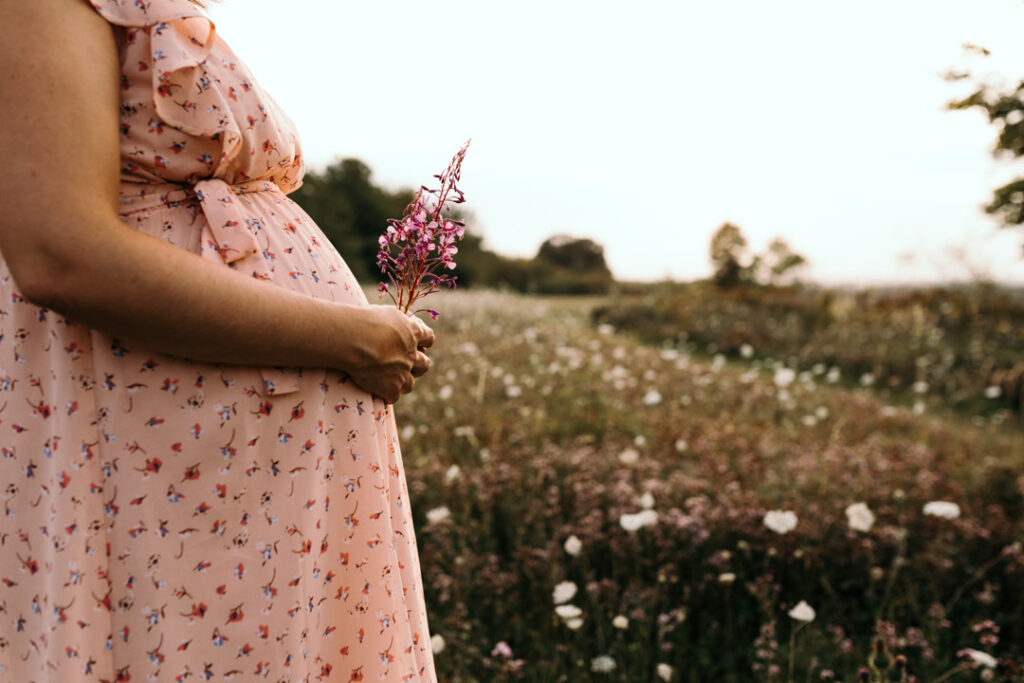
[{"xmin": 87, "ymin": 0, "xmax": 243, "ymax": 177}]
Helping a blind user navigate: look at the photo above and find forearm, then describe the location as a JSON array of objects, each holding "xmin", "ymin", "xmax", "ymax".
[{"xmin": 18, "ymin": 213, "xmax": 374, "ymax": 373}]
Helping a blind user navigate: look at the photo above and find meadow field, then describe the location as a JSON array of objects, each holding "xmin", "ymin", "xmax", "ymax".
[{"xmin": 391, "ymin": 290, "xmax": 1024, "ymax": 682}]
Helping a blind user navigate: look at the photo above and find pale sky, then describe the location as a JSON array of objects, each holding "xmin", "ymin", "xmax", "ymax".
[{"xmin": 207, "ymin": 0, "xmax": 1024, "ymax": 285}]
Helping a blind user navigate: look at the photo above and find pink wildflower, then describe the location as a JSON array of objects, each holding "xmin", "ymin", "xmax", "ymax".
[{"xmin": 377, "ymin": 140, "xmax": 471, "ymax": 318}]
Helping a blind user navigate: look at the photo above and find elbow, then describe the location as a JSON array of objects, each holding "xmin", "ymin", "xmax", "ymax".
[
  {"xmin": 4, "ymin": 247, "xmax": 81, "ymax": 313},
  {"xmin": 1, "ymin": 208, "xmax": 123, "ymax": 317}
]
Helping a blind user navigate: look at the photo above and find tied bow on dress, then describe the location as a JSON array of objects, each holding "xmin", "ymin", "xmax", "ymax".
[{"xmin": 98, "ymin": 0, "xmax": 306, "ymax": 395}]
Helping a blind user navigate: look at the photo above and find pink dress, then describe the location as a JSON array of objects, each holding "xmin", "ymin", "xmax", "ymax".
[{"xmin": 0, "ymin": 1, "xmax": 436, "ymax": 680}]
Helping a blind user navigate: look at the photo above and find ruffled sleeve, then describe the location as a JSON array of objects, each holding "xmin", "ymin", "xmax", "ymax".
[{"xmin": 89, "ymin": 0, "xmax": 243, "ymax": 177}]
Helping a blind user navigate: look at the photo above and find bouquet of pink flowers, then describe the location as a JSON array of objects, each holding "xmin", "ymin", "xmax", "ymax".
[{"xmin": 377, "ymin": 140, "xmax": 471, "ymax": 319}]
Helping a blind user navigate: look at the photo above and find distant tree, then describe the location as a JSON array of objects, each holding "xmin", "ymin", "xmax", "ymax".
[
  {"xmin": 535, "ymin": 235, "xmax": 611, "ymax": 273},
  {"xmin": 763, "ymin": 237, "xmax": 807, "ymax": 285},
  {"xmin": 946, "ymin": 44, "xmax": 1024, "ymax": 256},
  {"xmin": 709, "ymin": 224, "xmax": 808, "ymax": 288},
  {"xmin": 532, "ymin": 235, "xmax": 614, "ymax": 294},
  {"xmin": 709, "ymin": 222, "xmax": 750, "ymax": 288}
]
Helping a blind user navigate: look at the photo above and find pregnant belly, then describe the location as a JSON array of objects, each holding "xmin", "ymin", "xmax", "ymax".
[{"xmin": 118, "ymin": 181, "xmax": 369, "ymax": 309}]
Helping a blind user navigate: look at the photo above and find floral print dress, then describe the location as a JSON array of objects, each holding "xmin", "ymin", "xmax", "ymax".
[{"xmin": 0, "ymin": 1, "xmax": 436, "ymax": 681}]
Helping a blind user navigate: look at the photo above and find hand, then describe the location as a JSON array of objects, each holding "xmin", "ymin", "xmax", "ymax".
[{"xmin": 345, "ymin": 305, "xmax": 435, "ymax": 404}]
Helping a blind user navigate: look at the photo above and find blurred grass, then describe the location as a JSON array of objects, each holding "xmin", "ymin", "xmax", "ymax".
[
  {"xmin": 389, "ymin": 289, "xmax": 1024, "ymax": 682},
  {"xmin": 593, "ymin": 281, "xmax": 1024, "ymax": 418}
]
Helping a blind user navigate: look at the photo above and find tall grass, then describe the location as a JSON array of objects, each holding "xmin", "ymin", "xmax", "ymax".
[
  {"xmin": 392, "ymin": 290, "xmax": 1024, "ymax": 682},
  {"xmin": 593, "ymin": 281, "xmax": 1024, "ymax": 417}
]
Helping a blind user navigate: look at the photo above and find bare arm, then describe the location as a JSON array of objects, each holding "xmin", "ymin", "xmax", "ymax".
[{"xmin": 0, "ymin": 0, "xmax": 432, "ymax": 403}]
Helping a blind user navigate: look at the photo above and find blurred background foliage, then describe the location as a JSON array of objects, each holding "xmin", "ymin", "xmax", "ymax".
[
  {"xmin": 290, "ymin": 159, "xmax": 614, "ymax": 295},
  {"xmin": 947, "ymin": 43, "xmax": 1024, "ymax": 251},
  {"xmin": 289, "ymin": 158, "xmax": 1024, "ymax": 417}
]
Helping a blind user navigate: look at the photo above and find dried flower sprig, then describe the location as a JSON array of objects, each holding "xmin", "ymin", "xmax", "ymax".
[{"xmin": 377, "ymin": 140, "xmax": 471, "ymax": 319}]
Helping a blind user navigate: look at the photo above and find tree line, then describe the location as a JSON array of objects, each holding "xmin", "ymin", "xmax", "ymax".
[{"xmin": 289, "ymin": 158, "xmax": 614, "ymax": 295}]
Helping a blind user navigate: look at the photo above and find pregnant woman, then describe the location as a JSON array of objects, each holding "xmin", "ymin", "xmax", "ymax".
[{"xmin": 0, "ymin": 0, "xmax": 438, "ymax": 680}]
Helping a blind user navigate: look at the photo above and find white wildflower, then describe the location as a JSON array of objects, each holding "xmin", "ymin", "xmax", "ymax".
[
  {"xmin": 912, "ymin": 381, "xmax": 929, "ymax": 394},
  {"xmin": 438, "ymin": 384, "xmax": 454, "ymax": 400},
  {"xmin": 923, "ymin": 501, "xmax": 961, "ymax": 520},
  {"xmin": 845, "ymin": 502, "xmax": 875, "ymax": 533},
  {"xmin": 962, "ymin": 648, "xmax": 998, "ymax": 669},
  {"xmin": 633, "ymin": 434, "xmax": 647, "ymax": 447},
  {"xmin": 788, "ymin": 600, "xmax": 816, "ymax": 622},
  {"xmin": 860, "ymin": 372, "xmax": 875, "ymax": 387},
  {"xmin": 612, "ymin": 614, "xmax": 629, "ymax": 630},
  {"xmin": 774, "ymin": 368, "xmax": 796, "ymax": 388},
  {"xmin": 400, "ymin": 424, "xmax": 416, "ymax": 441},
  {"xmin": 812, "ymin": 363, "xmax": 826, "ymax": 375},
  {"xmin": 445, "ymin": 464, "xmax": 461, "ymax": 483},
  {"xmin": 984, "ymin": 385, "xmax": 1002, "ymax": 399},
  {"xmin": 826, "ymin": 367, "xmax": 841, "ymax": 383},
  {"xmin": 619, "ymin": 512, "xmax": 642, "ymax": 532},
  {"xmin": 552, "ymin": 581, "xmax": 578, "ymax": 605},
  {"xmin": 430, "ymin": 633, "xmax": 446, "ymax": 654},
  {"xmin": 643, "ymin": 389, "xmax": 662, "ymax": 406},
  {"xmin": 597, "ymin": 323, "xmax": 615, "ymax": 335},
  {"xmin": 563, "ymin": 535, "xmax": 582, "ymax": 557},
  {"xmin": 425, "ymin": 506, "xmax": 450, "ymax": 524},
  {"xmin": 619, "ymin": 509, "xmax": 658, "ymax": 532},
  {"xmin": 505, "ymin": 385, "xmax": 522, "ymax": 398},
  {"xmin": 815, "ymin": 406, "xmax": 829, "ymax": 419},
  {"xmin": 718, "ymin": 572, "xmax": 736, "ymax": 585},
  {"xmin": 455, "ymin": 341, "xmax": 478, "ymax": 355},
  {"xmin": 740, "ymin": 344, "xmax": 754, "ymax": 359},
  {"xmin": 566, "ymin": 617, "xmax": 584, "ymax": 630},
  {"xmin": 639, "ymin": 491, "xmax": 655, "ymax": 510},
  {"xmin": 802, "ymin": 415, "xmax": 817, "ymax": 427},
  {"xmin": 656, "ymin": 663, "xmax": 675, "ymax": 681},
  {"xmin": 555, "ymin": 604, "xmax": 582, "ymax": 620},
  {"xmin": 674, "ymin": 439, "xmax": 688, "ymax": 452},
  {"xmin": 590, "ymin": 655, "xmax": 617, "ymax": 673},
  {"xmin": 618, "ymin": 448, "xmax": 640, "ymax": 465},
  {"xmin": 763, "ymin": 510, "xmax": 798, "ymax": 535}
]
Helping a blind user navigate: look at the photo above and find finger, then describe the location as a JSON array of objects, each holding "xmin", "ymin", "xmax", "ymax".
[
  {"xmin": 411, "ymin": 317, "xmax": 436, "ymax": 349},
  {"xmin": 411, "ymin": 351, "xmax": 431, "ymax": 378},
  {"xmin": 400, "ymin": 376, "xmax": 415, "ymax": 395}
]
